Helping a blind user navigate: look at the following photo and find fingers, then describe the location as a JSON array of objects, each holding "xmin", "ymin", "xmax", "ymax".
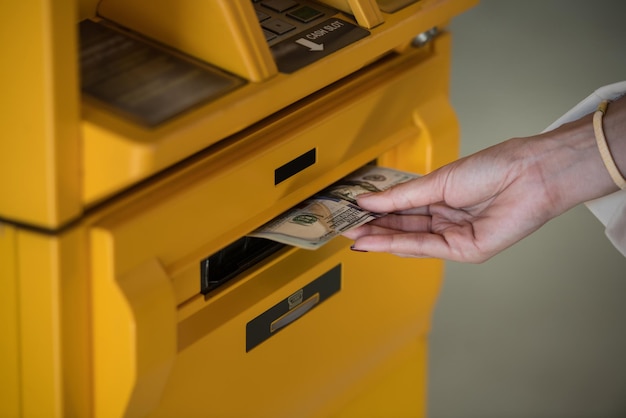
[
  {"xmin": 343, "ymin": 213, "xmax": 489, "ymax": 262},
  {"xmin": 356, "ymin": 171, "xmax": 446, "ymax": 213},
  {"xmin": 351, "ymin": 232, "xmax": 453, "ymax": 259},
  {"xmin": 370, "ymin": 213, "xmax": 432, "ymax": 232},
  {"xmin": 347, "ymin": 221, "xmax": 504, "ymax": 263},
  {"xmin": 343, "ymin": 213, "xmax": 452, "ymax": 258},
  {"xmin": 342, "ymin": 214, "xmax": 432, "ymax": 239},
  {"xmin": 342, "ymin": 223, "xmax": 398, "ymax": 240}
]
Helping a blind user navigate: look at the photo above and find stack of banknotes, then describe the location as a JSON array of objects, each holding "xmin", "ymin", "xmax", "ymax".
[{"xmin": 249, "ymin": 165, "xmax": 419, "ymax": 249}]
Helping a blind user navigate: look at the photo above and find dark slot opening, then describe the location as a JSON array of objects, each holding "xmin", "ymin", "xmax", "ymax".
[
  {"xmin": 275, "ymin": 148, "xmax": 316, "ymax": 185},
  {"xmin": 200, "ymin": 237, "xmax": 285, "ymax": 295}
]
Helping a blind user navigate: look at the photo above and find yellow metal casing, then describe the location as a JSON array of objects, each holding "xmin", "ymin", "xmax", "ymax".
[
  {"xmin": 0, "ymin": 0, "xmax": 81, "ymax": 228},
  {"xmin": 82, "ymin": 0, "xmax": 474, "ymax": 206},
  {"xmin": 7, "ymin": 33, "xmax": 457, "ymax": 416},
  {"xmin": 1, "ymin": 0, "xmax": 476, "ymax": 416},
  {"xmin": 0, "ymin": 0, "xmax": 475, "ymax": 227},
  {"xmin": 0, "ymin": 224, "xmax": 20, "ymax": 417},
  {"xmin": 1, "ymin": 226, "xmax": 91, "ymax": 417}
]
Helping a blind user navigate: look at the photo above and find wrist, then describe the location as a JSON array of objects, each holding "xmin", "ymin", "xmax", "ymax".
[{"xmin": 526, "ymin": 111, "xmax": 619, "ymax": 215}]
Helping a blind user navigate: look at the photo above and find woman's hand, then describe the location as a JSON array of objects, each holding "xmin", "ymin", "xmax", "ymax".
[{"xmin": 345, "ymin": 103, "xmax": 623, "ymax": 262}]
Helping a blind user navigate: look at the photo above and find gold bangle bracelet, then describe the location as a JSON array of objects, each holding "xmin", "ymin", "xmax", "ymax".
[{"xmin": 593, "ymin": 100, "xmax": 626, "ymax": 189}]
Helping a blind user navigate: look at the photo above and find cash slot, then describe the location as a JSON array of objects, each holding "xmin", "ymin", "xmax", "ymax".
[
  {"xmin": 200, "ymin": 237, "xmax": 285, "ymax": 295},
  {"xmin": 199, "ymin": 159, "xmax": 375, "ymax": 296}
]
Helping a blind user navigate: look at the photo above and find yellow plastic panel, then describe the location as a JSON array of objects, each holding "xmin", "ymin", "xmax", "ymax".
[
  {"xmin": 58, "ymin": 228, "xmax": 92, "ymax": 417},
  {"xmin": 0, "ymin": 0, "xmax": 81, "ymax": 228},
  {"xmin": 87, "ymin": 44, "xmax": 457, "ymax": 412},
  {"xmin": 78, "ymin": 0, "xmax": 99, "ymax": 20},
  {"xmin": 331, "ymin": 337, "xmax": 429, "ymax": 417},
  {"xmin": 378, "ymin": 39, "xmax": 460, "ymax": 172},
  {"xmin": 161, "ymin": 38, "xmax": 454, "ymax": 307},
  {"xmin": 91, "ymin": 47, "xmax": 450, "ymax": 289},
  {"xmin": 86, "ymin": 49, "xmax": 457, "ymax": 414},
  {"xmin": 156, "ymin": 242, "xmax": 443, "ymax": 417},
  {"xmin": 378, "ymin": 94, "xmax": 460, "ymax": 173},
  {"xmin": 0, "ymin": 224, "xmax": 20, "ymax": 417},
  {"xmin": 97, "ymin": 0, "xmax": 276, "ymax": 82},
  {"xmin": 2, "ymin": 224, "xmax": 92, "ymax": 417},
  {"xmin": 15, "ymin": 231, "xmax": 64, "ymax": 417},
  {"xmin": 82, "ymin": 33, "xmax": 443, "ymax": 206},
  {"xmin": 82, "ymin": 2, "xmax": 476, "ymax": 206},
  {"xmin": 348, "ymin": 0, "xmax": 385, "ymax": 27},
  {"xmin": 91, "ymin": 229, "xmax": 177, "ymax": 418},
  {"xmin": 321, "ymin": 0, "xmax": 385, "ymax": 28}
]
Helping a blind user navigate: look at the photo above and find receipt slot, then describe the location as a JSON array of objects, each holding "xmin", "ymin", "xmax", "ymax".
[{"xmin": 0, "ymin": 0, "xmax": 477, "ymax": 417}]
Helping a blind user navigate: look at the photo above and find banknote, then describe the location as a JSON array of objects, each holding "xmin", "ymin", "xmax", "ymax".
[{"xmin": 249, "ymin": 165, "xmax": 419, "ymax": 249}]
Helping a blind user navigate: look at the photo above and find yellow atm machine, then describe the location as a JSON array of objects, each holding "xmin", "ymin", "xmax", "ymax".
[{"xmin": 1, "ymin": 0, "xmax": 476, "ymax": 416}]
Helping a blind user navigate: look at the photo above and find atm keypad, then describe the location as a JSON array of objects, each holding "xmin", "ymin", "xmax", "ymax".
[{"xmin": 252, "ymin": 0, "xmax": 336, "ymax": 47}]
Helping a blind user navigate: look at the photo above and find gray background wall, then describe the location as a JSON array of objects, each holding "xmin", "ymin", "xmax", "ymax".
[{"xmin": 429, "ymin": 1, "xmax": 626, "ymax": 417}]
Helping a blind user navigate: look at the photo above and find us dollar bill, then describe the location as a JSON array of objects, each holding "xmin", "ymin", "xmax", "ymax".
[{"xmin": 249, "ymin": 165, "xmax": 419, "ymax": 250}]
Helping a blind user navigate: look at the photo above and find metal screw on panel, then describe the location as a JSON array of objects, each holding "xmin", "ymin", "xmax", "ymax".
[{"xmin": 412, "ymin": 27, "xmax": 439, "ymax": 47}]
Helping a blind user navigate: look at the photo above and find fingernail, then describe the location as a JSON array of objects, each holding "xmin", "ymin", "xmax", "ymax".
[{"xmin": 350, "ymin": 245, "xmax": 368, "ymax": 252}]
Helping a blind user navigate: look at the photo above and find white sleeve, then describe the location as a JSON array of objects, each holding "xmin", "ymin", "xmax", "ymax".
[{"xmin": 542, "ymin": 81, "xmax": 626, "ymax": 257}]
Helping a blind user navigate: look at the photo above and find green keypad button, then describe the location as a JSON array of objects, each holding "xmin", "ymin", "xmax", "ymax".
[{"xmin": 287, "ymin": 6, "xmax": 324, "ymax": 23}]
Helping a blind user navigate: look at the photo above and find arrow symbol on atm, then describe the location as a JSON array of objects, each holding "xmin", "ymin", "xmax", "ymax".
[{"xmin": 295, "ymin": 38, "xmax": 324, "ymax": 51}]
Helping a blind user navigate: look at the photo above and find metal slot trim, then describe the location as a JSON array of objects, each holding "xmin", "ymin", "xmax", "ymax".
[{"xmin": 270, "ymin": 293, "xmax": 320, "ymax": 333}]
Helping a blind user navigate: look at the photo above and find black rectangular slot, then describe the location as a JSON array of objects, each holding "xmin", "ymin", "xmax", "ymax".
[
  {"xmin": 274, "ymin": 148, "xmax": 316, "ymax": 185},
  {"xmin": 246, "ymin": 264, "xmax": 342, "ymax": 352},
  {"xmin": 200, "ymin": 237, "xmax": 285, "ymax": 295}
]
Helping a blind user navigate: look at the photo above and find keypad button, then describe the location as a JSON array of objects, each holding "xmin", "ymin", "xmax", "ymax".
[
  {"xmin": 262, "ymin": 19, "xmax": 296, "ymax": 35},
  {"xmin": 262, "ymin": 29, "xmax": 278, "ymax": 42},
  {"xmin": 260, "ymin": 0, "xmax": 298, "ymax": 13},
  {"xmin": 256, "ymin": 10, "xmax": 271, "ymax": 22},
  {"xmin": 287, "ymin": 6, "xmax": 323, "ymax": 23}
]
